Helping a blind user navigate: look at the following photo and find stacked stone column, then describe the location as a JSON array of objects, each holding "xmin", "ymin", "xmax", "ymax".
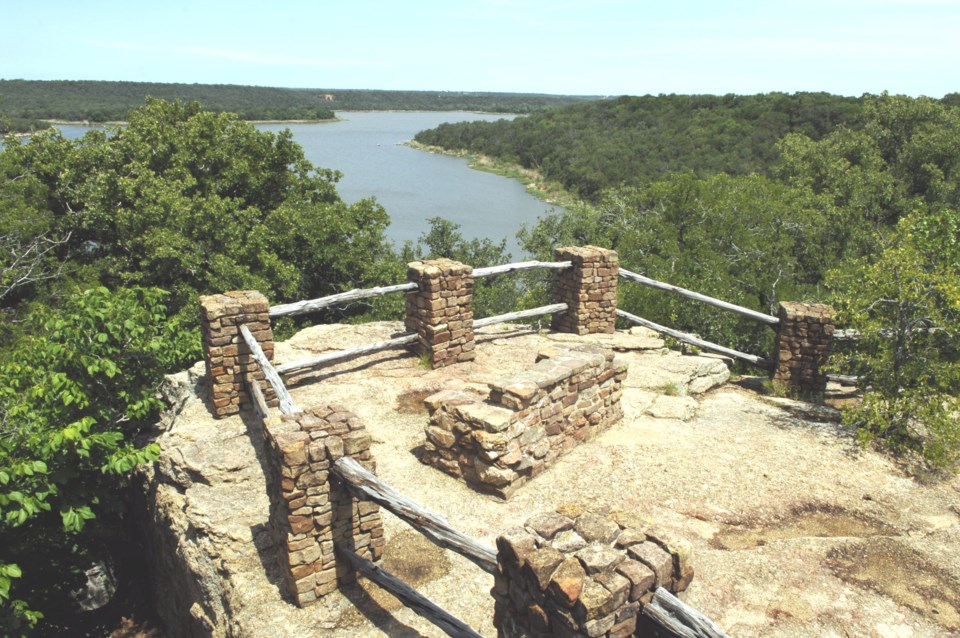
[
  {"xmin": 772, "ymin": 301, "xmax": 836, "ymax": 395},
  {"xmin": 404, "ymin": 258, "xmax": 475, "ymax": 369},
  {"xmin": 552, "ymin": 246, "xmax": 619, "ymax": 335},
  {"xmin": 262, "ymin": 406, "xmax": 384, "ymax": 607},
  {"xmin": 199, "ymin": 290, "xmax": 277, "ymax": 418},
  {"xmin": 493, "ymin": 509, "xmax": 694, "ymax": 638}
]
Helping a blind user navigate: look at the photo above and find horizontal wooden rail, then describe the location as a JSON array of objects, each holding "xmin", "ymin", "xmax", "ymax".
[
  {"xmin": 833, "ymin": 328, "xmax": 860, "ymax": 341},
  {"xmin": 337, "ymin": 548, "xmax": 483, "ymax": 638},
  {"xmin": 827, "ymin": 373, "xmax": 859, "ymax": 386},
  {"xmin": 619, "ymin": 268, "xmax": 779, "ymax": 327},
  {"xmin": 643, "ymin": 587, "xmax": 731, "ymax": 638},
  {"xmin": 238, "ymin": 324, "xmax": 300, "ymax": 414},
  {"xmin": 617, "ymin": 309, "xmax": 771, "ymax": 369},
  {"xmin": 473, "ymin": 303, "xmax": 568, "ymax": 329},
  {"xmin": 246, "ymin": 377, "xmax": 271, "ymax": 420},
  {"xmin": 276, "ymin": 334, "xmax": 418, "ymax": 375},
  {"xmin": 332, "ymin": 457, "xmax": 498, "ymax": 575},
  {"xmin": 268, "ymin": 282, "xmax": 419, "ymax": 319},
  {"xmin": 473, "ymin": 260, "xmax": 572, "ymax": 278}
]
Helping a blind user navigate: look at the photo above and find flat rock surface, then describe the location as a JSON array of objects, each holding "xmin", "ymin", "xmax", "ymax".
[{"xmin": 147, "ymin": 322, "xmax": 960, "ymax": 638}]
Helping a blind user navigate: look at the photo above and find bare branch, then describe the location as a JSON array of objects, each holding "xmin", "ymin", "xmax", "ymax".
[{"xmin": 0, "ymin": 230, "xmax": 72, "ymax": 304}]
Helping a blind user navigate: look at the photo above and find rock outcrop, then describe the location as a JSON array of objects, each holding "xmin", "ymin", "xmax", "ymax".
[{"xmin": 133, "ymin": 321, "xmax": 959, "ymax": 638}]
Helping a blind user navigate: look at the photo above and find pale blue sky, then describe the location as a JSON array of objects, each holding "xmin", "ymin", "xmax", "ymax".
[{"xmin": 3, "ymin": 0, "xmax": 958, "ymax": 97}]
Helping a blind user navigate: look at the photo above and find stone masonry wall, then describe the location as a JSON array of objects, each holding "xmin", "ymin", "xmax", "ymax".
[
  {"xmin": 773, "ymin": 301, "xmax": 835, "ymax": 395},
  {"xmin": 493, "ymin": 508, "xmax": 694, "ymax": 638},
  {"xmin": 199, "ymin": 290, "xmax": 277, "ymax": 418},
  {"xmin": 404, "ymin": 258, "xmax": 476, "ymax": 369},
  {"xmin": 422, "ymin": 345, "xmax": 627, "ymax": 499},
  {"xmin": 552, "ymin": 246, "xmax": 619, "ymax": 336},
  {"xmin": 262, "ymin": 406, "xmax": 384, "ymax": 607}
]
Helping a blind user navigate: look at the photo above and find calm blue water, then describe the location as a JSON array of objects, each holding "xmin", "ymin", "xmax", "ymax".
[{"xmin": 56, "ymin": 112, "xmax": 560, "ymax": 257}]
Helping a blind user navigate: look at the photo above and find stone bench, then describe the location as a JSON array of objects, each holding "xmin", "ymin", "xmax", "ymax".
[{"xmin": 422, "ymin": 345, "xmax": 627, "ymax": 499}]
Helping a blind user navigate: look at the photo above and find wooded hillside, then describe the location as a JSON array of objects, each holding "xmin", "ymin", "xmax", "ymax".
[
  {"xmin": 415, "ymin": 92, "xmax": 866, "ymax": 198},
  {"xmin": 0, "ymin": 79, "xmax": 595, "ymax": 132}
]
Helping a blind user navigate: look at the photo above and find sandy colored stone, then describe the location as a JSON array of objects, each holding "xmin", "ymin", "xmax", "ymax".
[{"xmin": 142, "ymin": 321, "xmax": 960, "ymax": 638}]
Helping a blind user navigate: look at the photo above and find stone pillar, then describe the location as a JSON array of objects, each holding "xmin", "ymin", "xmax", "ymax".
[
  {"xmin": 493, "ymin": 508, "xmax": 693, "ymax": 638},
  {"xmin": 552, "ymin": 246, "xmax": 619, "ymax": 335},
  {"xmin": 262, "ymin": 406, "xmax": 384, "ymax": 608},
  {"xmin": 404, "ymin": 258, "xmax": 475, "ymax": 369},
  {"xmin": 198, "ymin": 290, "xmax": 276, "ymax": 418},
  {"xmin": 773, "ymin": 302, "xmax": 836, "ymax": 395}
]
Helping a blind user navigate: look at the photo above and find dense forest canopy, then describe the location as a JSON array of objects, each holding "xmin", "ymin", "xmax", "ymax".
[
  {"xmin": 1, "ymin": 90, "xmax": 958, "ymax": 633},
  {"xmin": 415, "ymin": 92, "xmax": 870, "ymax": 198},
  {"xmin": 0, "ymin": 79, "xmax": 596, "ymax": 132}
]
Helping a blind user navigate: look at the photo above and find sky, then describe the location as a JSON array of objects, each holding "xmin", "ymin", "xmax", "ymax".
[{"xmin": 3, "ymin": 0, "xmax": 959, "ymax": 97}]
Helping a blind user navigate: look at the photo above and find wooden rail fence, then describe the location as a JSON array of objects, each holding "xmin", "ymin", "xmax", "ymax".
[
  {"xmin": 617, "ymin": 309, "xmax": 772, "ymax": 369},
  {"xmin": 619, "ymin": 267, "xmax": 780, "ymax": 327},
  {"xmin": 210, "ymin": 249, "xmax": 861, "ymax": 638},
  {"xmin": 254, "ymin": 259, "xmax": 843, "ymax": 380},
  {"xmin": 239, "ymin": 320, "xmax": 732, "ymax": 638},
  {"xmin": 238, "ymin": 324, "xmax": 300, "ymax": 414},
  {"xmin": 332, "ymin": 457, "xmax": 497, "ymax": 574}
]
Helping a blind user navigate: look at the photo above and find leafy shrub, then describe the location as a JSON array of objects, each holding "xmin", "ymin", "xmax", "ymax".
[{"xmin": 0, "ymin": 286, "xmax": 198, "ymax": 631}]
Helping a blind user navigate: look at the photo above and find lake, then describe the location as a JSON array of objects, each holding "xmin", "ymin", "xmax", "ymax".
[{"xmin": 56, "ymin": 112, "xmax": 561, "ymax": 258}]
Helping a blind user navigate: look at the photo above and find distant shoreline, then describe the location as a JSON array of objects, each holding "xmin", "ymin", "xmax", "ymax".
[{"xmin": 36, "ymin": 117, "xmax": 342, "ymax": 126}]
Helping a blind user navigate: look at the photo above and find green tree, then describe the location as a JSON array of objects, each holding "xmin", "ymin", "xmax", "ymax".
[
  {"xmin": 520, "ymin": 173, "xmax": 827, "ymax": 356},
  {"xmin": 404, "ymin": 217, "xmax": 520, "ymax": 318},
  {"xmin": 828, "ymin": 207, "xmax": 960, "ymax": 470},
  {"xmin": 0, "ymin": 287, "xmax": 197, "ymax": 631},
  {"xmin": 777, "ymin": 92, "xmax": 960, "ymax": 262},
  {"xmin": 1, "ymin": 99, "xmax": 396, "ymax": 324}
]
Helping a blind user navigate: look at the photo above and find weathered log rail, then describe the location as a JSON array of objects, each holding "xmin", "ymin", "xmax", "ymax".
[
  {"xmin": 617, "ymin": 309, "xmax": 771, "ymax": 369},
  {"xmin": 238, "ymin": 324, "xmax": 300, "ymax": 414},
  {"xmin": 331, "ymin": 456, "xmax": 494, "ymax": 637},
  {"xmin": 472, "ymin": 302, "xmax": 567, "ymax": 329},
  {"xmin": 337, "ymin": 549, "xmax": 484, "ymax": 638},
  {"xmin": 332, "ymin": 456, "xmax": 497, "ymax": 574},
  {"xmin": 619, "ymin": 268, "xmax": 779, "ymax": 327},
  {"xmin": 267, "ymin": 260, "xmax": 574, "ymax": 319},
  {"xmin": 276, "ymin": 334, "xmax": 419, "ymax": 375},
  {"xmin": 643, "ymin": 587, "xmax": 732, "ymax": 638},
  {"xmin": 268, "ymin": 282, "xmax": 418, "ymax": 318},
  {"xmin": 473, "ymin": 259, "xmax": 571, "ymax": 278}
]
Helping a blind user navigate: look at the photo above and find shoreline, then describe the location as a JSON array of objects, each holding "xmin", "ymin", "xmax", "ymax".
[{"xmin": 407, "ymin": 140, "xmax": 576, "ymax": 209}]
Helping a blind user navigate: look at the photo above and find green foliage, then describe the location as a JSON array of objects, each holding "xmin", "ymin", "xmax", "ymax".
[
  {"xmin": 0, "ymin": 286, "xmax": 197, "ymax": 628},
  {"xmin": 511, "ymin": 92, "xmax": 960, "ymax": 470},
  {"xmin": 2, "ymin": 98, "xmax": 396, "ymax": 326},
  {"xmin": 416, "ymin": 92, "xmax": 864, "ymax": 199},
  {"xmin": 521, "ymin": 173, "xmax": 826, "ymax": 356},
  {"xmin": 778, "ymin": 92, "xmax": 960, "ymax": 261},
  {"xmin": 828, "ymin": 207, "xmax": 960, "ymax": 469}
]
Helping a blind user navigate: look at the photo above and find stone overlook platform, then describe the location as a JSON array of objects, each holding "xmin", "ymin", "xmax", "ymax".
[{"xmin": 141, "ymin": 321, "xmax": 960, "ymax": 638}]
